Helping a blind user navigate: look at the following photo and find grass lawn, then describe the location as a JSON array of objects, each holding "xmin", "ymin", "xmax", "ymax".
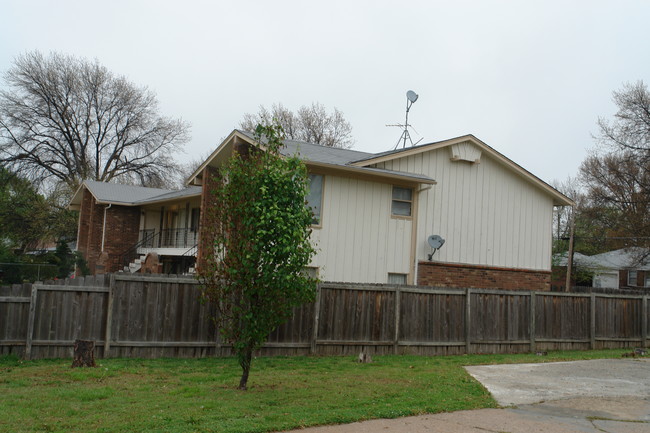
[{"xmin": 0, "ymin": 349, "xmax": 630, "ymax": 433}]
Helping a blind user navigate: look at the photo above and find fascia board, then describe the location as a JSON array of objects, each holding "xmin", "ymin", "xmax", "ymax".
[
  {"xmin": 306, "ymin": 160, "xmax": 436, "ymax": 185},
  {"xmin": 185, "ymin": 130, "xmax": 258, "ymax": 186}
]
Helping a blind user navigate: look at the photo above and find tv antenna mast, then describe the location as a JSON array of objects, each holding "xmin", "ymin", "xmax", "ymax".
[{"xmin": 387, "ymin": 90, "xmax": 422, "ymax": 149}]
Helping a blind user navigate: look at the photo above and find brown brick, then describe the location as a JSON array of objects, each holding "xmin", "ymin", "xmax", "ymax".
[
  {"xmin": 76, "ymin": 190, "xmax": 140, "ymax": 275},
  {"xmin": 417, "ymin": 261, "xmax": 550, "ymax": 291}
]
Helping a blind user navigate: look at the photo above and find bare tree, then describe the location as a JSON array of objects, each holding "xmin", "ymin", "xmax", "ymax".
[
  {"xmin": 550, "ymin": 177, "xmax": 580, "ymax": 242},
  {"xmin": 579, "ymin": 81, "xmax": 650, "ymax": 254},
  {"xmin": 597, "ymin": 81, "xmax": 650, "ymax": 154},
  {"xmin": 0, "ymin": 51, "xmax": 190, "ymax": 191},
  {"xmin": 239, "ymin": 102, "xmax": 354, "ymax": 149}
]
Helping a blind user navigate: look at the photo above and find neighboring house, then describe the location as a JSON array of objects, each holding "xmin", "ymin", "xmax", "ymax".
[
  {"xmin": 70, "ymin": 181, "xmax": 202, "ymax": 274},
  {"xmin": 555, "ymin": 248, "xmax": 650, "ymax": 290},
  {"xmin": 70, "ymin": 129, "xmax": 573, "ymax": 290}
]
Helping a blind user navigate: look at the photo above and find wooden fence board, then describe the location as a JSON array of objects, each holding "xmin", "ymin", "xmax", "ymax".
[{"xmin": 2, "ymin": 277, "xmax": 649, "ymax": 359}]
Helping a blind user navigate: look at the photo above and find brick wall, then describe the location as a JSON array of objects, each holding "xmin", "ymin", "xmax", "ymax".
[
  {"xmin": 103, "ymin": 205, "xmax": 140, "ymax": 272},
  {"xmin": 417, "ymin": 261, "xmax": 551, "ymax": 291},
  {"xmin": 76, "ymin": 189, "xmax": 140, "ymax": 275},
  {"xmin": 196, "ymin": 166, "xmax": 219, "ymax": 271}
]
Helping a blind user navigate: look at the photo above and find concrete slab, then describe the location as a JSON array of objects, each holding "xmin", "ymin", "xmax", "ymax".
[
  {"xmin": 465, "ymin": 358, "xmax": 650, "ymax": 406},
  {"xmin": 284, "ymin": 359, "xmax": 650, "ymax": 433}
]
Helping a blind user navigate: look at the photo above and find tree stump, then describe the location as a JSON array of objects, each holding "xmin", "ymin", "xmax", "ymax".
[{"xmin": 71, "ymin": 339, "xmax": 96, "ymax": 368}]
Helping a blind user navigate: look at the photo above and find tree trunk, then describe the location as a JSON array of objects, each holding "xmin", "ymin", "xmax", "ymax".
[
  {"xmin": 238, "ymin": 348, "xmax": 253, "ymax": 390},
  {"xmin": 71, "ymin": 339, "xmax": 96, "ymax": 368}
]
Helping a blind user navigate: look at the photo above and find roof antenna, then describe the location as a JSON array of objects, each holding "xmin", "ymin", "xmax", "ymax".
[{"xmin": 387, "ymin": 90, "xmax": 423, "ymax": 149}]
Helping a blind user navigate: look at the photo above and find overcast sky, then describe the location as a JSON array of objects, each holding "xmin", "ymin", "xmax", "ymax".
[{"xmin": 1, "ymin": 0, "xmax": 649, "ymax": 185}]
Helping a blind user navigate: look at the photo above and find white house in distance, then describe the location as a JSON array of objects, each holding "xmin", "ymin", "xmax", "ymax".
[
  {"xmin": 558, "ymin": 248, "xmax": 650, "ymax": 289},
  {"xmin": 71, "ymin": 129, "xmax": 573, "ymax": 290}
]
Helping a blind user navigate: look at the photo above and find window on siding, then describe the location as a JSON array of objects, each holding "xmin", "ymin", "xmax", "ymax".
[
  {"xmin": 628, "ymin": 270, "xmax": 637, "ymax": 286},
  {"xmin": 644, "ymin": 272, "xmax": 650, "ymax": 287},
  {"xmin": 308, "ymin": 174, "xmax": 323, "ymax": 225},
  {"xmin": 302, "ymin": 267, "xmax": 319, "ymax": 279},
  {"xmin": 388, "ymin": 273, "xmax": 407, "ymax": 285},
  {"xmin": 391, "ymin": 186, "xmax": 413, "ymax": 217}
]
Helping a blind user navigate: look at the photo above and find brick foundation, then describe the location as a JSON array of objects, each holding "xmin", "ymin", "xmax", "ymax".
[
  {"xmin": 417, "ymin": 261, "xmax": 551, "ymax": 291},
  {"xmin": 76, "ymin": 189, "xmax": 140, "ymax": 275}
]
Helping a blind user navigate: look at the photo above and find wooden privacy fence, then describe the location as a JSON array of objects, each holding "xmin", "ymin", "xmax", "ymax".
[{"xmin": 1, "ymin": 275, "xmax": 648, "ymax": 359}]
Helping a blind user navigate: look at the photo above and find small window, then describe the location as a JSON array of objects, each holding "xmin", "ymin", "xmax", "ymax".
[
  {"xmin": 628, "ymin": 270, "xmax": 637, "ymax": 286},
  {"xmin": 391, "ymin": 186, "xmax": 413, "ymax": 217},
  {"xmin": 308, "ymin": 174, "xmax": 323, "ymax": 225},
  {"xmin": 644, "ymin": 273, "xmax": 650, "ymax": 288},
  {"xmin": 388, "ymin": 273, "xmax": 407, "ymax": 285},
  {"xmin": 302, "ymin": 267, "xmax": 319, "ymax": 279}
]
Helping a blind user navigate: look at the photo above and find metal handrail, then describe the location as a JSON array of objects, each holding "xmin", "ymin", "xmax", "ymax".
[
  {"xmin": 121, "ymin": 229, "xmax": 200, "ymax": 269},
  {"xmin": 182, "ymin": 243, "xmax": 199, "ymax": 257},
  {"xmin": 120, "ymin": 229, "xmax": 158, "ymax": 269}
]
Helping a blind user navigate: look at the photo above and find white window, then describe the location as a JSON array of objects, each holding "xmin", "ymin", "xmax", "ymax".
[
  {"xmin": 391, "ymin": 186, "xmax": 413, "ymax": 217},
  {"xmin": 302, "ymin": 267, "xmax": 319, "ymax": 279},
  {"xmin": 628, "ymin": 270, "xmax": 637, "ymax": 286},
  {"xmin": 308, "ymin": 174, "xmax": 323, "ymax": 225},
  {"xmin": 388, "ymin": 273, "xmax": 407, "ymax": 285}
]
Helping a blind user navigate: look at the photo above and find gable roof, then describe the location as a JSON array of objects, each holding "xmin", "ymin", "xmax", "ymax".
[
  {"xmin": 586, "ymin": 248, "xmax": 650, "ymax": 271},
  {"xmin": 555, "ymin": 248, "xmax": 650, "ymax": 271},
  {"xmin": 186, "ymin": 129, "xmax": 436, "ymax": 186},
  {"xmin": 69, "ymin": 180, "xmax": 201, "ymax": 210},
  {"xmin": 350, "ymin": 134, "xmax": 574, "ymax": 206}
]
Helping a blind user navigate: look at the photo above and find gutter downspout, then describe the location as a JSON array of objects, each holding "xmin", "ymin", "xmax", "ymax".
[
  {"xmin": 410, "ymin": 184, "xmax": 433, "ymax": 285},
  {"xmin": 101, "ymin": 204, "xmax": 112, "ymax": 252}
]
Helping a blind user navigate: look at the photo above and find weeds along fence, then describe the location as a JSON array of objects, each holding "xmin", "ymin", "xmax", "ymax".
[{"xmin": 1, "ymin": 274, "xmax": 648, "ymax": 360}]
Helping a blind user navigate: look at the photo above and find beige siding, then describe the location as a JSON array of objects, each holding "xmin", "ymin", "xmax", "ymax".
[
  {"xmin": 143, "ymin": 210, "xmax": 161, "ymax": 231},
  {"xmin": 377, "ymin": 146, "xmax": 553, "ymax": 271},
  {"xmin": 309, "ymin": 175, "xmax": 412, "ymax": 283}
]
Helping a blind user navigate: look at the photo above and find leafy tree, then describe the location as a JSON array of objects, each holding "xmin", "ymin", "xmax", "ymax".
[
  {"xmin": 53, "ymin": 239, "xmax": 75, "ymax": 279},
  {"xmin": 198, "ymin": 124, "xmax": 317, "ymax": 390},
  {"xmin": 240, "ymin": 102, "xmax": 354, "ymax": 149},
  {"xmin": 579, "ymin": 81, "xmax": 650, "ymax": 253},
  {"xmin": 0, "ymin": 167, "xmax": 51, "ymax": 253},
  {"xmin": 0, "ymin": 51, "xmax": 190, "ymax": 192}
]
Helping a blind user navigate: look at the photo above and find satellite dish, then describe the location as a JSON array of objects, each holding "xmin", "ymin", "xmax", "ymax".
[
  {"xmin": 427, "ymin": 235, "xmax": 445, "ymax": 261},
  {"xmin": 427, "ymin": 235, "xmax": 445, "ymax": 249},
  {"xmin": 406, "ymin": 90, "xmax": 419, "ymax": 103}
]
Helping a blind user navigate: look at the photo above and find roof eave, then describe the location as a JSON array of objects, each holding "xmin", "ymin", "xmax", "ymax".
[
  {"xmin": 185, "ymin": 130, "xmax": 260, "ymax": 186},
  {"xmin": 135, "ymin": 190, "xmax": 203, "ymax": 206},
  {"xmin": 306, "ymin": 160, "xmax": 436, "ymax": 185}
]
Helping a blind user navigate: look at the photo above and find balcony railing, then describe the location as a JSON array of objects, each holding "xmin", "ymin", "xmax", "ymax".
[
  {"xmin": 120, "ymin": 228, "xmax": 199, "ymax": 271},
  {"xmin": 139, "ymin": 228, "xmax": 199, "ymax": 250}
]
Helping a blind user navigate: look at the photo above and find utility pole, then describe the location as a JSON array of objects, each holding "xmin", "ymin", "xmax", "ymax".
[{"xmin": 565, "ymin": 206, "xmax": 575, "ymax": 292}]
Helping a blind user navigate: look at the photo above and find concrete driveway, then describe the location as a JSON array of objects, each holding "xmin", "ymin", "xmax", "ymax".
[{"xmin": 285, "ymin": 358, "xmax": 650, "ymax": 433}]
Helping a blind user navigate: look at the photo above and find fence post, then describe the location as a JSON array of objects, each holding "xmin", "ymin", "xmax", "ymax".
[
  {"xmin": 590, "ymin": 293, "xmax": 596, "ymax": 349},
  {"xmin": 104, "ymin": 274, "xmax": 116, "ymax": 357},
  {"xmin": 24, "ymin": 284, "xmax": 39, "ymax": 360},
  {"xmin": 310, "ymin": 284, "xmax": 322, "ymax": 355},
  {"xmin": 642, "ymin": 295, "xmax": 648, "ymax": 348},
  {"xmin": 529, "ymin": 292, "xmax": 536, "ymax": 353},
  {"xmin": 394, "ymin": 287, "xmax": 401, "ymax": 355},
  {"xmin": 465, "ymin": 288, "xmax": 472, "ymax": 354}
]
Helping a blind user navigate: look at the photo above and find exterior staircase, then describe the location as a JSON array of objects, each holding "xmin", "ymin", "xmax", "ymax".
[{"xmin": 123, "ymin": 255, "xmax": 146, "ymax": 273}]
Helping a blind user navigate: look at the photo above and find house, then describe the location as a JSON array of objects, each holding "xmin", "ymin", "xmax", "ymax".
[
  {"xmin": 555, "ymin": 248, "xmax": 650, "ymax": 290},
  {"xmin": 70, "ymin": 181, "xmax": 202, "ymax": 274},
  {"xmin": 70, "ymin": 130, "xmax": 573, "ymax": 290}
]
